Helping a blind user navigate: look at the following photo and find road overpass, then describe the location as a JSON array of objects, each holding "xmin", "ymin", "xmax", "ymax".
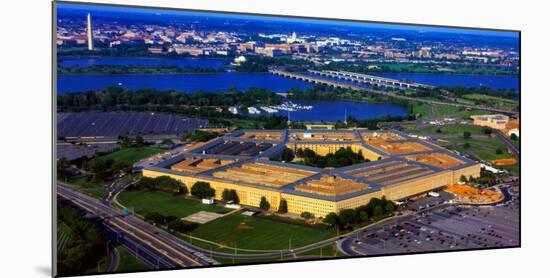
[
  {"xmin": 57, "ymin": 185, "xmax": 219, "ymax": 269},
  {"xmin": 269, "ymin": 69, "xmax": 515, "ymax": 115}
]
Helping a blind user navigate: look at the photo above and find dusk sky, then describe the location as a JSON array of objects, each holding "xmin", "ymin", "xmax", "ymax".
[{"xmin": 57, "ymin": 2, "xmax": 519, "ymax": 39}]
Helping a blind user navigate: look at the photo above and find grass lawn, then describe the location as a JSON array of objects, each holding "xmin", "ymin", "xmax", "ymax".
[
  {"xmin": 189, "ymin": 214, "xmax": 337, "ymax": 251},
  {"xmin": 410, "ymin": 103, "xmax": 432, "ymax": 118},
  {"xmin": 462, "ymin": 94, "xmax": 518, "ymax": 110},
  {"xmin": 405, "ymin": 124, "xmax": 515, "ymax": 166},
  {"xmin": 407, "ymin": 124, "xmax": 486, "ymax": 135},
  {"xmin": 92, "ymin": 147, "xmax": 165, "ymax": 165},
  {"xmin": 409, "ymin": 101, "xmax": 491, "ymax": 120},
  {"xmin": 65, "ymin": 175, "xmax": 106, "ymax": 199},
  {"xmin": 115, "ymin": 246, "xmax": 150, "ymax": 272},
  {"xmin": 442, "ymin": 137, "xmax": 513, "ymax": 161},
  {"xmin": 117, "ymin": 190, "xmax": 231, "ymax": 218},
  {"xmin": 499, "ymin": 164, "xmax": 520, "ymax": 176},
  {"xmin": 296, "ymin": 243, "xmax": 346, "ymax": 258},
  {"xmin": 212, "ymin": 256, "xmax": 275, "ymax": 265}
]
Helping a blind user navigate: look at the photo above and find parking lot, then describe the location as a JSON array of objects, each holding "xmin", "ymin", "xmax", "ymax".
[{"xmin": 341, "ymin": 188, "xmax": 519, "ymax": 255}]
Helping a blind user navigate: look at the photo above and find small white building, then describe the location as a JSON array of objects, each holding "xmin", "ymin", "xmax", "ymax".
[
  {"xmin": 428, "ymin": 191, "xmax": 440, "ymax": 197},
  {"xmin": 202, "ymin": 198, "xmax": 214, "ymax": 205},
  {"xmin": 481, "ymin": 164, "xmax": 505, "ymax": 174},
  {"xmin": 508, "ymin": 128, "xmax": 520, "ymax": 137}
]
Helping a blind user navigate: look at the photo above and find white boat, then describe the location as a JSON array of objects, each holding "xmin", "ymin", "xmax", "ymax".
[
  {"xmin": 248, "ymin": 107, "xmax": 261, "ymax": 114},
  {"xmin": 260, "ymin": 106, "xmax": 278, "ymax": 113}
]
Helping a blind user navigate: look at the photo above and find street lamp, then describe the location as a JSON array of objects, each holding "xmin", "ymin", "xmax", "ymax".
[{"xmin": 135, "ymin": 243, "xmax": 141, "ymax": 259}]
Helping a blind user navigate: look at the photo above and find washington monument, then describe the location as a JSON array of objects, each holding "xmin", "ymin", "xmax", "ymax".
[{"xmin": 86, "ymin": 13, "xmax": 93, "ymax": 50}]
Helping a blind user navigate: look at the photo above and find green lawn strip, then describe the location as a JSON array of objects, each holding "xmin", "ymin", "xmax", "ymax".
[
  {"xmin": 456, "ymin": 98, "xmax": 476, "ymax": 105},
  {"xmin": 456, "ymin": 109, "xmax": 491, "ymax": 119},
  {"xmin": 211, "ymin": 256, "xmax": 277, "ymax": 265},
  {"xmin": 65, "ymin": 176, "xmax": 106, "ymax": 199},
  {"xmin": 406, "ymin": 124, "xmax": 486, "ymax": 135},
  {"xmin": 462, "ymin": 94, "xmax": 518, "ymax": 110},
  {"xmin": 114, "ymin": 246, "xmax": 150, "ymax": 272},
  {"xmin": 117, "ymin": 190, "xmax": 231, "ymax": 218},
  {"xmin": 404, "ymin": 124, "xmax": 515, "ymax": 161},
  {"xmin": 498, "ymin": 165, "xmax": 520, "ymax": 176},
  {"xmin": 410, "ymin": 103, "xmax": 432, "ymax": 118},
  {"xmin": 91, "ymin": 147, "xmax": 165, "ymax": 165},
  {"xmin": 442, "ymin": 137, "xmax": 513, "ymax": 161},
  {"xmin": 296, "ymin": 243, "xmax": 346, "ymax": 258},
  {"xmin": 511, "ymin": 139, "xmax": 520, "ymax": 148},
  {"xmin": 431, "ymin": 105, "xmax": 462, "ymax": 117},
  {"xmin": 190, "ymin": 214, "xmax": 337, "ymax": 251}
]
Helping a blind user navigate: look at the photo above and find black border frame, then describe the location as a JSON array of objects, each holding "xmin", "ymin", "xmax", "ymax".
[{"xmin": 52, "ymin": 1, "xmax": 521, "ymax": 277}]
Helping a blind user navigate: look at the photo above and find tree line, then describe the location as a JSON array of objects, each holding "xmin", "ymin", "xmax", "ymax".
[
  {"xmin": 57, "ymin": 86, "xmax": 283, "ymax": 110},
  {"xmin": 57, "ymin": 203, "xmax": 107, "ymax": 276},
  {"xmin": 58, "ymin": 64, "xmax": 222, "ymax": 75},
  {"xmin": 295, "ymin": 147, "xmax": 368, "ymax": 168},
  {"xmin": 144, "ymin": 212, "xmax": 198, "ymax": 233},
  {"xmin": 322, "ymin": 196, "xmax": 396, "ymax": 228}
]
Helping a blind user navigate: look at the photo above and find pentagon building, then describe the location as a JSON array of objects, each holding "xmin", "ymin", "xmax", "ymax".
[{"xmin": 143, "ymin": 129, "xmax": 480, "ymax": 217}]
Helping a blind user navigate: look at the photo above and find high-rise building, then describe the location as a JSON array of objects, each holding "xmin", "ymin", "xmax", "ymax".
[{"xmin": 86, "ymin": 13, "xmax": 93, "ymax": 50}]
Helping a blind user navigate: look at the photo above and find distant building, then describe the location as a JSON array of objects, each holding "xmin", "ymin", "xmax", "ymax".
[
  {"xmin": 471, "ymin": 114, "xmax": 510, "ymax": 130},
  {"xmin": 86, "ymin": 13, "xmax": 93, "ymax": 50},
  {"xmin": 234, "ymin": 56, "xmax": 247, "ymax": 64},
  {"xmin": 255, "ymin": 47, "xmax": 283, "ymax": 57},
  {"xmin": 148, "ymin": 46, "xmax": 168, "ymax": 54},
  {"xmin": 172, "ymin": 45, "xmax": 202, "ymax": 56},
  {"xmin": 305, "ymin": 123, "xmax": 335, "ymax": 130}
]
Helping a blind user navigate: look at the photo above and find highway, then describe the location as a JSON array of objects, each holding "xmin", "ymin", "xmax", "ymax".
[
  {"xmin": 57, "ymin": 184, "xmax": 219, "ymax": 269},
  {"xmin": 495, "ymin": 130, "xmax": 520, "ymax": 157}
]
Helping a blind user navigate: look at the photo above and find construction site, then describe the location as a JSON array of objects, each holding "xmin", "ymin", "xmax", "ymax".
[{"xmin": 143, "ymin": 129, "xmax": 481, "ymax": 217}]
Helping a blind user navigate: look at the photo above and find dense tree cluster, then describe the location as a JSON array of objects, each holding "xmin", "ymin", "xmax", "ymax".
[
  {"xmin": 278, "ymin": 199, "xmax": 288, "ymax": 213},
  {"xmin": 470, "ymin": 168, "xmax": 499, "ymax": 186},
  {"xmin": 57, "ymin": 204, "xmax": 107, "ymax": 276},
  {"xmin": 86, "ymin": 157, "xmax": 132, "ymax": 182},
  {"xmin": 222, "ymin": 189, "xmax": 240, "ymax": 204},
  {"xmin": 295, "ymin": 147, "xmax": 367, "ymax": 168},
  {"xmin": 190, "ymin": 181, "xmax": 215, "ymax": 199},
  {"xmin": 133, "ymin": 176, "xmax": 188, "ymax": 194},
  {"xmin": 57, "ymin": 86, "xmax": 283, "ymax": 110},
  {"xmin": 441, "ymin": 86, "xmax": 517, "ymax": 100},
  {"xmin": 322, "ymin": 197, "xmax": 396, "ymax": 227},
  {"xmin": 340, "ymin": 115, "xmax": 415, "ymax": 130},
  {"xmin": 144, "ymin": 212, "xmax": 198, "ymax": 233},
  {"xmin": 259, "ymin": 196, "xmax": 270, "ymax": 210},
  {"xmin": 235, "ymin": 56, "xmax": 313, "ymax": 72},
  {"xmin": 57, "ymin": 156, "xmax": 72, "ymax": 181},
  {"xmin": 181, "ymin": 130, "xmax": 219, "ymax": 142}
]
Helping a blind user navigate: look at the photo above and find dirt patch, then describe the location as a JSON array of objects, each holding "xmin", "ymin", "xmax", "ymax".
[
  {"xmin": 238, "ymin": 222, "xmax": 254, "ymax": 230},
  {"xmin": 446, "ymin": 184, "xmax": 503, "ymax": 204},
  {"xmin": 492, "ymin": 158, "xmax": 517, "ymax": 166}
]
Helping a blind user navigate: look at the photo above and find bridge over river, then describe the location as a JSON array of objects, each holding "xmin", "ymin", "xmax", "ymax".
[{"xmin": 269, "ymin": 69, "xmax": 515, "ymax": 114}]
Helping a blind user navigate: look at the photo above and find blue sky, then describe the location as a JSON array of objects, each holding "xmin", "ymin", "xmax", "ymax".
[{"xmin": 56, "ymin": 2, "xmax": 519, "ymax": 38}]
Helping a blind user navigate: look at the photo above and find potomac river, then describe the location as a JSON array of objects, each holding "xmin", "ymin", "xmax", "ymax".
[{"xmin": 56, "ymin": 57, "xmax": 519, "ymax": 121}]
